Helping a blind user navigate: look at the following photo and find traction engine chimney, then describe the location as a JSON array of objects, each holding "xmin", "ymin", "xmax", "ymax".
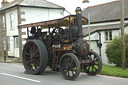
[{"xmin": 75, "ymin": 7, "xmax": 83, "ymax": 40}]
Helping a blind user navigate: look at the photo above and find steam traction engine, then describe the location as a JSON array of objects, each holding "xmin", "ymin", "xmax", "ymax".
[{"xmin": 19, "ymin": 7, "xmax": 102, "ymax": 80}]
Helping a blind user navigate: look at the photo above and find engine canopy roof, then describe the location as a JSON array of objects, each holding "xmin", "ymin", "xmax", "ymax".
[{"xmin": 18, "ymin": 15, "xmax": 88, "ymax": 29}]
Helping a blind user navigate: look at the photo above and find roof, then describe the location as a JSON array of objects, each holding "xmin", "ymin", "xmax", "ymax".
[
  {"xmin": 83, "ymin": 23, "xmax": 128, "ymax": 37},
  {"xmin": 18, "ymin": 15, "xmax": 88, "ymax": 29},
  {"xmin": 82, "ymin": 0, "xmax": 128, "ymax": 23},
  {"xmin": 0, "ymin": 0, "xmax": 65, "ymax": 11},
  {"xmin": 83, "ymin": 25, "xmax": 120, "ymax": 37}
]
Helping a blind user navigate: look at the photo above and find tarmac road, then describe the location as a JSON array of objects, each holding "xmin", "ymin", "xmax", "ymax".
[{"xmin": 0, "ymin": 62, "xmax": 128, "ymax": 85}]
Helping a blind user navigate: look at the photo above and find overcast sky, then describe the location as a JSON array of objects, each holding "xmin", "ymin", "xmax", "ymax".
[{"xmin": 0, "ymin": 0, "xmax": 117, "ymax": 14}]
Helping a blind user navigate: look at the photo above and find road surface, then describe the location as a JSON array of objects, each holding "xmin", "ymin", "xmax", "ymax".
[{"xmin": 0, "ymin": 62, "xmax": 128, "ymax": 85}]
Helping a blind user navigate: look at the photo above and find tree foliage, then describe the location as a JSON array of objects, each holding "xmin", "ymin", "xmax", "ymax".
[{"xmin": 106, "ymin": 34, "xmax": 128, "ymax": 66}]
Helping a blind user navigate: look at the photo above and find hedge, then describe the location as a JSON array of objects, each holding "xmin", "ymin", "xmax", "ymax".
[{"xmin": 105, "ymin": 34, "xmax": 128, "ymax": 66}]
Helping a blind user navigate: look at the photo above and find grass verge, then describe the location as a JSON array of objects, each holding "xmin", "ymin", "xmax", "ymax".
[{"xmin": 100, "ymin": 64, "xmax": 128, "ymax": 78}]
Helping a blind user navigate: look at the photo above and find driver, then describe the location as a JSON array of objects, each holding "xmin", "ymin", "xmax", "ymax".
[{"xmin": 34, "ymin": 28, "xmax": 42, "ymax": 38}]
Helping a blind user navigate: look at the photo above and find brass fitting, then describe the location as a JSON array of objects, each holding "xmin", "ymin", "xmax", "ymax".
[{"xmin": 75, "ymin": 7, "xmax": 82, "ymax": 14}]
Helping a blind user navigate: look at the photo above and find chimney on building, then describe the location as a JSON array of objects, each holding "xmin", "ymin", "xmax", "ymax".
[{"xmin": 1, "ymin": 0, "xmax": 9, "ymax": 7}]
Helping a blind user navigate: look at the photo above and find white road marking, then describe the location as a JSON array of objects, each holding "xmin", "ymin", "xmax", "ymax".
[{"xmin": 0, "ymin": 73, "xmax": 41, "ymax": 83}]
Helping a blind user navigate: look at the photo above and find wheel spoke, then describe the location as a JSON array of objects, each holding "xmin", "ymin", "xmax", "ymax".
[
  {"xmin": 67, "ymin": 71, "xmax": 70, "ymax": 76},
  {"xmin": 36, "ymin": 54, "xmax": 40, "ymax": 58},
  {"xmin": 34, "ymin": 48, "xmax": 39, "ymax": 54},
  {"xmin": 69, "ymin": 58, "xmax": 74, "ymax": 64},
  {"xmin": 28, "ymin": 45, "xmax": 32, "ymax": 50},
  {"xmin": 25, "ymin": 52, "xmax": 31, "ymax": 56},
  {"xmin": 32, "ymin": 44, "xmax": 36, "ymax": 53},
  {"xmin": 71, "ymin": 67, "xmax": 77, "ymax": 75},
  {"xmin": 26, "ymin": 59, "xmax": 33, "ymax": 65},
  {"xmin": 28, "ymin": 45, "xmax": 33, "ymax": 54},
  {"xmin": 34, "ymin": 61, "xmax": 38, "ymax": 69},
  {"xmin": 71, "ymin": 70, "xmax": 75, "ymax": 76},
  {"xmin": 61, "ymin": 66, "xmax": 67, "ymax": 70},
  {"xmin": 94, "ymin": 63, "xmax": 99, "ymax": 66},
  {"xmin": 93, "ymin": 66, "xmax": 97, "ymax": 71},
  {"xmin": 29, "ymin": 47, "xmax": 33, "ymax": 54},
  {"xmin": 66, "ymin": 57, "xmax": 69, "ymax": 63},
  {"xmin": 94, "ymin": 57, "xmax": 98, "ymax": 61},
  {"xmin": 87, "ymin": 66, "xmax": 90, "ymax": 71},
  {"xmin": 92, "ymin": 65, "xmax": 94, "ymax": 72}
]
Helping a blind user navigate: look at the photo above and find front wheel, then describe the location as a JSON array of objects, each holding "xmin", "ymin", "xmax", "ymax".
[
  {"xmin": 83, "ymin": 51, "xmax": 102, "ymax": 75},
  {"xmin": 59, "ymin": 53, "xmax": 80, "ymax": 80}
]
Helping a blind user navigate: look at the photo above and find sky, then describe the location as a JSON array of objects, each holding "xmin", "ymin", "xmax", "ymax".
[{"xmin": 0, "ymin": 0, "xmax": 116, "ymax": 14}]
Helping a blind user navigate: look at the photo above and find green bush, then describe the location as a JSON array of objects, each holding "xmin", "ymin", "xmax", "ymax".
[{"xmin": 106, "ymin": 34, "xmax": 128, "ymax": 66}]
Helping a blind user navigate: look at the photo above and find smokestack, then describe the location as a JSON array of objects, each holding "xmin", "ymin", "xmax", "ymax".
[
  {"xmin": 75, "ymin": 7, "xmax": 83, "ymax": 39},
  {"xmin": 1, "ymin": 0, "xmax": 9, "ymax": 7}
]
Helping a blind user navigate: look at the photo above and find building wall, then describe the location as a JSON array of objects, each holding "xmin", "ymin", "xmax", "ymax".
[
  {"xmin": 6, "ymin": 9, "xmax": 19, "ymax": 36},
  {"xmin": 83, "ymin": 23, "xmax": 123, "ymax": 64},
  {"xmin": 20, "ymin": 7, "xmax": 64, "ymax": 24},
  {"xmin": 0, "ymin": 13, "xmax": 5, "ymax": 58},
  {"xmin": 84, "ymin": 32, "xmax": 99, "ymax": 53},
  {"xmin": 5, "ymin": 8, "xmax": 19, "ymax": 57}
]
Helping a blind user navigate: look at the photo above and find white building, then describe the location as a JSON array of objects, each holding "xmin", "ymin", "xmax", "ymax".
[
  {"xmin": 82, "ymin": 0, "xmax": 128, "ymax": 64},
  {"xmin": 0, "ymin": 0, "xmax": 65, "ymax": 58}
]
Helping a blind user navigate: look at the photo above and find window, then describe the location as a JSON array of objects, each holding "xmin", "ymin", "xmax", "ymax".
[
  {"xmin": 10, "ymin": 13, "xmax": 14, "ymax": 29},
  {"xmin": 109, "ymin": 31, "xmax": 112, "ymax": 40},
  {"xmin": 3, "ymin": 36, "xmax": 6, "ymax": 50},
  {"xmin": 1, "ymin": 16, "xmax": 5, "ymax": 30},
  {"xmin": 105, "ymin": 31, "xmax": 112, "ymax": 41},
  {"xmin": 105, "ymin": 31, "xmax": 108, "ymax": 40},
  {"xmin": 15, "ymin": 37, "xmax": 19, "ymax": 48},
  {"xmin": 8, "ymin": 37, "xmax": 11, "ymax": 50}
]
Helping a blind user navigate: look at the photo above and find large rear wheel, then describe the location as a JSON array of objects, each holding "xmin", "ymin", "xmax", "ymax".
[
  {"xmin": 59, "ymin": 53, "xmax": 80, "ymax": 80},
  {"xmin": 22, "ymin": 40, "xmax": 48, "ymax": 74}
]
